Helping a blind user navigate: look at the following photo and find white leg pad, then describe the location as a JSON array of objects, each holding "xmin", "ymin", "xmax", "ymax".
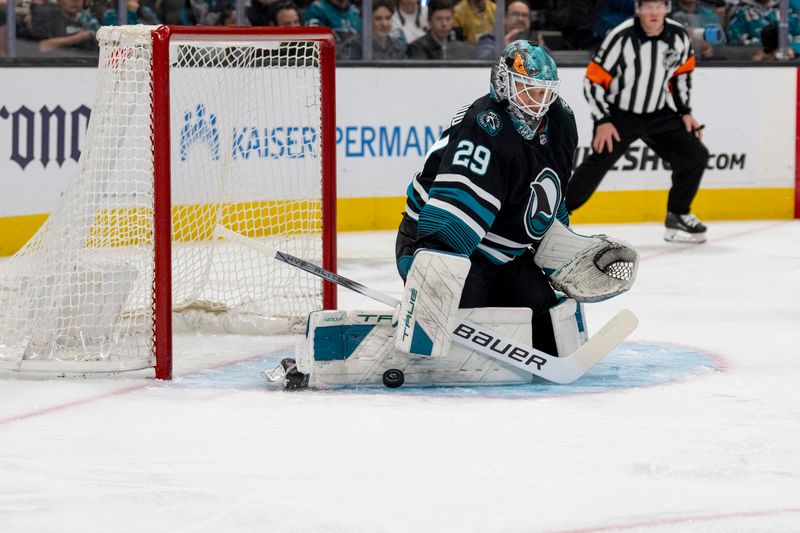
[
  {"xmin": 549, "ymin": 297, "xmax": 589, "ymax": 358},
  {"xmin": 395, "ymin": 249, "xmax": 471, "ymax": 357},
  {"xmin": 300, "ymin": 308, "xmax": 536, "ymax": 388}
]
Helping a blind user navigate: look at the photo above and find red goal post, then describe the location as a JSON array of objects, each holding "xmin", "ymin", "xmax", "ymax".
[{"xmin": 151, "ymin": 27, "xmax": 338, "ymax": 379}]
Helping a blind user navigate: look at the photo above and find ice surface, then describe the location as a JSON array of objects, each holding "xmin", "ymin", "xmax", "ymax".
[{"xmin": 1, "ymin": 221, "xmax": 799, "ymax": 532}]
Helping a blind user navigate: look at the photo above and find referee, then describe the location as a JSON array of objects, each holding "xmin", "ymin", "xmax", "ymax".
[{"xmin": 566, "ymin": 0, "xmax": 709, "ymax": 243}]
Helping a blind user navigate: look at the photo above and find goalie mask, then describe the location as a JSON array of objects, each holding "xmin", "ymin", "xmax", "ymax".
[{"xmin": 490, "ymin": 40, "xmax": 560, "ymax": 141}]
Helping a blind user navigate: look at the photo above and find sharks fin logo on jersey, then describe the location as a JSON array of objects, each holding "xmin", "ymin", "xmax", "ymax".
[
  {"xmin": 477, "ymin": 110, "xmax": 502, "ymax": 136},
  {"xmin": 524, "ymin": 168, "xmax": 562, "ymax": 239}
]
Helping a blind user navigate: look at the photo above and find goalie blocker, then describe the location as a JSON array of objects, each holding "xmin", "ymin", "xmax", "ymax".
[{"xmin": 265, "ymin": 297, "xmax": 588, "ymax": 389}]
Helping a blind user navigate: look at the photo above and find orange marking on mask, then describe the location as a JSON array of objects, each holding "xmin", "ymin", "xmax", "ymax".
[{"xmin": 512, "ymin": 53, "xmax": 527, "ymax": 75}]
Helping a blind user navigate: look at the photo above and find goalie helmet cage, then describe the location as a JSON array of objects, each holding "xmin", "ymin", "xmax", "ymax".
[{"xmin": 0, "ymin": 26, "xmax": 337, "ymax": 380}]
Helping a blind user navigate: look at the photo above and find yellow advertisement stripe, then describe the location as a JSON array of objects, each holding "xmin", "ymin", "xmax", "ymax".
[
  {"xmin": 567, "ymin": 188, "xmax": 795, "ymax": 224},
  {"xmin": 0, "ymin": 189, "xmax": 794, "ymax": 256},
  {"xmin": 0, "ymin": 214, "xmax": 49, "ymax": 256},
  {"xmin": 82, "ymin": 200, "xmax": 323, "ymax": 248},
  {"xmin": 336, "ymin": 188, "xmax": 796, "ymax": 230},
  {"xmin": 0, "ymin": 201, "xmax": 322, "ymax": 254}
]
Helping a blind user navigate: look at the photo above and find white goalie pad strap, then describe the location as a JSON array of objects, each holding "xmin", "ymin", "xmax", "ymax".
[
  {"xmin": 549, "ymin": 297, "xmax": 589, "ymax": 358},
  {"xmin": 395, "ymin": 249, "xmax": 471, "ymax": 357},
  {"xmin": 533, "ymin": 220, "xmax": 639, "ymax": 303}
]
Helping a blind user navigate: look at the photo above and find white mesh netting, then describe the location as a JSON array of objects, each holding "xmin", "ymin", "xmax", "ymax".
[{"xmin": 0, "ymin": 26, "xmax": 328, "ymax": 374}]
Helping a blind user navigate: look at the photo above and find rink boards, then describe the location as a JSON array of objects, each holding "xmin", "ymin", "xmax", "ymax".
[{"xmin": 0, "ymin": 65, "xmax": 796, "ymax": 255}]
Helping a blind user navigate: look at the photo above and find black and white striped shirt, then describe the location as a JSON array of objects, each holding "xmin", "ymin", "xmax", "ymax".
[{"xmin": 584, "ymin": 17, "xmax": 696, "ymax": 124}]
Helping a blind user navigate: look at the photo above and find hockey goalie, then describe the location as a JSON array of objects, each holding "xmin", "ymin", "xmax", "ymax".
[{"xmin": 265, "ymin": 41, "xmax": 639, "ymax": 389}]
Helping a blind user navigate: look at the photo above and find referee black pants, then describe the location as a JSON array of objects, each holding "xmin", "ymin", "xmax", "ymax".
[{"xmin": 566, "ymin": 109, "xmax": 709, "ymax": 215}]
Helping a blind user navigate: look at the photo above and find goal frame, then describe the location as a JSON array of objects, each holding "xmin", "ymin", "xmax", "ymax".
[{"xmin": 150, "ymin": 26, "xmax": 338, "ymax": 380}]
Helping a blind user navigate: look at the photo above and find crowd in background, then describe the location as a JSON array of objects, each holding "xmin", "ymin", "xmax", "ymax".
[{"xmin": 1, "ymin": 0, "xmax": 799, "ymax": 60}]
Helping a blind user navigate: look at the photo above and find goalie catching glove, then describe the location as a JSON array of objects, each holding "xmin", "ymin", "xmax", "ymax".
[{"xmin": 534, "ymin": 220, "xmax": 638, "ymax": 303}]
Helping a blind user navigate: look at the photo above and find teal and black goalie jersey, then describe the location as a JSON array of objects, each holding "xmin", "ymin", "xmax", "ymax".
[{"xmin": 404, "ymin": 95, "xmax": 578, "ymax": 264}]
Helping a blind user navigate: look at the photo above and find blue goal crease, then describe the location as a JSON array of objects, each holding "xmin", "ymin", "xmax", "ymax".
[{"xmin": 173, "ymin": 343, "xmax": 722, "ymax": 398}]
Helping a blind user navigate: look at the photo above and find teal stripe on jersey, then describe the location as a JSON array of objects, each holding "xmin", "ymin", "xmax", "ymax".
[
  {"xmin": 556, "ymin": 199, "xmax": 570, "ymax": 226},
  {"xmin": 429, "ymin": 187, "xmax": 497, "ymax": 227},
  {"xmin": 418, "ymin": 204, "xmax": 482, "ymax": 255},
  {"xmin": 406, "ymin": 182, "xmax": 423, "ymax": 212}
]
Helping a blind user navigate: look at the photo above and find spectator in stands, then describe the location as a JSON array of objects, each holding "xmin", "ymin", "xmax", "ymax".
[
  {"xmin": 500, "ymin": 0, "xmax": 534, "ymax": 43},
  {"xmin": 102, "ymin": 0, "xmax": 161, "ymax": 24},
  {"xmin": 671, "ymin": 0, "xmax": 724, "ymax": 59},
  {"xmin": 303, "ymin": 0, "xmax": 362, "ymax": 60},
  {"xmin": 248, "ymin": 0, "xmax": 276, "ymax": 25},
  {"xmin": 408, "ymin": 0, "xmax": 473, "ymax": 59},
  {"xmin": 703, "ymin": 0, "xmax": 736, "ymax": 27},
  {"xmin": 540, "ymin": 0, "xmax": 602, "ymax": 50},
  {"xmin": 474, "ymin": 0, "xmax": 535, "ymax": 60},
  {"xmin": 156, "ymin": 0, "xmax": 193, "ymax": 24},
  {"xmin": 372, "ymin": 0, "xmax": 407, "ymax": 59},
  {"xmin": 186, "ymin": 0, "xmax": 231, "ymax": 25},
  {"xmin": 220, "ymin": 1, "xmax": 237, "ymax": 24},
  {"xmin": 31, "ymin": 0, "xmax": 99, "ymax": 53},
  {"xmin": 19, "ymin": 0, "xmax": 38, "ymax": 39},
  {"xmin": 270, "ymin": 0, "xmax": 300, "ymax": 26},
  {"xmin": 20, "ymin": 0, "xmax": 50, "ymax": 40},
  {"xmin": 88, "ymin": 0, "xmax": 109, "ymax": 22},
  {"xmin": 391, "ymin": 0, "xmax": 428, "ymax": 45},
  {"xmin": 752, "ymin": 21, "xmax": 782, "ymax": 59},
  {"xmin": 727, "ymin": 0, "xmax": 800, "ymax": 56},
  {"xmin": 594, "ymin": 0, "xmax": 634, "ymax": 39},
  {"xmin": 452, "ymin": 0, "xmax": 495, "ymax": 43}
]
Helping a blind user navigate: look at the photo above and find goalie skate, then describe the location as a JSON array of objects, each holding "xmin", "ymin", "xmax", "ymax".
[{"xmin": 264, "ymin": 358, "xmax": 309, "ymax": 390}]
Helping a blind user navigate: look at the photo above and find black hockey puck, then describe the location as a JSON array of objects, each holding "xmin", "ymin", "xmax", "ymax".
[{"xmin": 382, "ymin": 369, "xmax": 404, "ymax": 388}]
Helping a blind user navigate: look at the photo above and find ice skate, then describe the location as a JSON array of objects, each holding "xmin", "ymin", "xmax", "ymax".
[
  {"xmin": 263, "ymin": 358, "xmax": 309, "ymax": 390},
  {"xmin": 664, "ymin": 212, "xmax": 707, "ymax": 243}
]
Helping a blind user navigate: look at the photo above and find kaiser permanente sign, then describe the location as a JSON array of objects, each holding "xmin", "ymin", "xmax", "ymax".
[{"xmin": 0, "ymin": 65, "xmax": 795, "ymax": 254}]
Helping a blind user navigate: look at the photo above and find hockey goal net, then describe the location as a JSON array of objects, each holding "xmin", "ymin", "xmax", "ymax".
[{"xmin": 0, "ymin": 26, "xmax": 337, "ymax": 379}]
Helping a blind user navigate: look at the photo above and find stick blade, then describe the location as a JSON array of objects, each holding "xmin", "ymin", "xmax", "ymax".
[{"xmin": 572, "ymin": 309, "xmax": 638, "ymax": 374}]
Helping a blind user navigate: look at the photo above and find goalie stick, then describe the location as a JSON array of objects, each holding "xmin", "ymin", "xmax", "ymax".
[{"xmin": 214, "ymin": 226, "xmax": 638, "ymax": 384}]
